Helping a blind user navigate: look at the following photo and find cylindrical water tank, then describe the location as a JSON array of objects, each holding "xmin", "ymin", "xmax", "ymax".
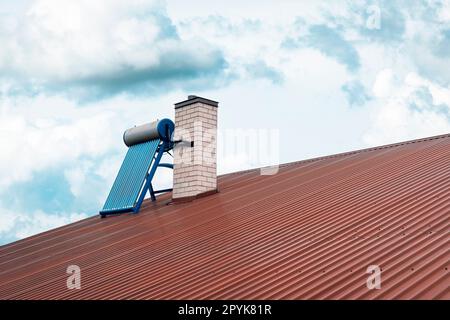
[{"xmin": 123, "ymin": 118, "xmax": 174, "ymax": 147}]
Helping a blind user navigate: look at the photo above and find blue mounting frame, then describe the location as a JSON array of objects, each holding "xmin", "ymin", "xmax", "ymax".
[{"xmin": 100, "ymin": 140, "xmax": 173, "ymax": 218}]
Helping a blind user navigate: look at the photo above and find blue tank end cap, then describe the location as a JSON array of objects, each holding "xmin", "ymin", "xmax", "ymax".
[{"xmin": 157, "ymin": 118, "xmax": 175, "ymax": 142}]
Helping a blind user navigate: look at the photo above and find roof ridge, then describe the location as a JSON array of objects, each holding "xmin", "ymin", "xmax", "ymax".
[{"xmin": 219, "ymin": 132, "xmax": 450, "ymax": 178}]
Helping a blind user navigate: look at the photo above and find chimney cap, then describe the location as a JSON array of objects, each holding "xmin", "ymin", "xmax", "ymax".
[{"xmin": 175, "ymin": 95, "xmax": 219, "ymax": 109}]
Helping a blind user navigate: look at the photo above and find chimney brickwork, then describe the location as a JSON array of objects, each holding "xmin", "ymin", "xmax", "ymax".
[{"xmin": 172, "ymin": 96, "xmax": 218, "ymax": 200}]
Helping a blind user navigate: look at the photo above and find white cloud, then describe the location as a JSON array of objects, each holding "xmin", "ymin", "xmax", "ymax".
[
  {"xmin": 0, "ymin": 202, "xmax": 88, "ymax": 244},
  {"xmin": 95, "ymin": 155, "xmax": 124, "ymax": 187},
  {"xmin": 167, "ymin": 0, "xmax": 331, "ymax": 24},
  {"xmin": 404, "ymin": 73, "xmax": 450, "ymax": 106},
  {"xmin": 218, "ymin": 153, "xmax": 255, "ymax": 174},
  {"xmin": 0, "ymin": 0, "xmax": 227, "ymax": 99},
  {"xmin": 0, "ymin": 207, "xmax": 17, "ymax": 234},
  {"xmin": 372, "ymin": 68, "xmax": 396, "ymax": 98},
  {"xmin": 64, "ymin": 161, "xmax": 95, "ymax": 198},
  {"xmin": 364, "ymin": 72, "xmax": 450, "ymax": 145},
  {"xmin": 437, "ymin": 1, "xmax": 450, "ymax": 23},
  {"xmin": 0, "ymin": 99, "xmax": 119, "ymax": 190},
  {"xmin": 14, "ymin": 210, "xmax": 88, "ymax": 239}
]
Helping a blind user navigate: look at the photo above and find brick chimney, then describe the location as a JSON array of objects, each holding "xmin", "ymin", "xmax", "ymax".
[{"xmin": 172, "ymin": 95, "xmax": 218, "ymax": 201}]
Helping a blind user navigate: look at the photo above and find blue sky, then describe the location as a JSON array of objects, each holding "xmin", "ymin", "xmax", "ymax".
[{"xmin": 0, "ymin": 0, "xmax": 449, "ymax": 245}]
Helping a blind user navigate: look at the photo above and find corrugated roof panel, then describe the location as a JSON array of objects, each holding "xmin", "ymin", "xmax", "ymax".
[{"xmin": 0, "ymin": 134, "xmax": 448, "ymax": 299}]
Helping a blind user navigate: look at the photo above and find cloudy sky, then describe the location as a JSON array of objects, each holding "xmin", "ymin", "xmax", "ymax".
[{"xmin": 0, "ymin": 0, "xmax": 449, "ymax": 245}]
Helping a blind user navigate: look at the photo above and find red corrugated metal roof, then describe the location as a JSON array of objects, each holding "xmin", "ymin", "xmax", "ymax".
[{"xmin": 0, "ymin": 134, "xmax": 449, "ymax": 300}]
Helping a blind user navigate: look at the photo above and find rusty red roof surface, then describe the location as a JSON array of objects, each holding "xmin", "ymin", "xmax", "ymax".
[{"xmin": 0, "ymin": 134, "xmax": 449, "ymax": 300}]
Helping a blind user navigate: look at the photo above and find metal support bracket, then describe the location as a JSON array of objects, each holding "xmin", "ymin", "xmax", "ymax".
[{"xmin": 174, "ymin": 140, "xmax": 194, "ymax": 148}]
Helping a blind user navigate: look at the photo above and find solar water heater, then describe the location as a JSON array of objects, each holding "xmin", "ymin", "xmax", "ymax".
[{"xmin": 99, "ymin": 118, "xmax": 175, "ymax": 218}]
